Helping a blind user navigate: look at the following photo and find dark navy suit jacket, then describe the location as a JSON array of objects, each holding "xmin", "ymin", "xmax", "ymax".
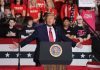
[{"xmin": 20, "ymin": 24, "xmax": 75, "ymax": 62}]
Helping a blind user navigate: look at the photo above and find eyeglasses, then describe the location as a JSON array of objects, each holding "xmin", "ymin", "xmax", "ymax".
[{"xmin": 77, "ymin": 19, "xmax": 83, "ymax": 20}]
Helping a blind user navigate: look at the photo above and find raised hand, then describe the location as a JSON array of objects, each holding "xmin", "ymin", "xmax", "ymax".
[
  {"xmin": 76, "ymin": 42, "xmax": 83, "ymax": 49},
  {"xmin": 9, "ymin": 41, "xmax": 19, "ymax": 49}
]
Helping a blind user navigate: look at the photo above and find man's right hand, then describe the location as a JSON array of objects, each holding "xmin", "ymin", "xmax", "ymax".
[
  {"xmin": 76, "ymin": 42, "xmax": 83, "ymax": 49},
  {"xmin": 9, "ymin": 41, "xmax": 19, "ymax": 49}
]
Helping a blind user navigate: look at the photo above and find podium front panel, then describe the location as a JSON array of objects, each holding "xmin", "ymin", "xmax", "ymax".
[{"xmin": 39, "ymin": 42, "xmax": 72, "ymax": 65}]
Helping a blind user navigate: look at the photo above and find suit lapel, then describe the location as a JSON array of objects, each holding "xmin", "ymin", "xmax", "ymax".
[
  {"xmin": 43, "ymin": 25, "xmax": 59, "ymax": 42},
  {"xmin": 43, "ymin": 24, "xmax": 49, "ymax": 41}
]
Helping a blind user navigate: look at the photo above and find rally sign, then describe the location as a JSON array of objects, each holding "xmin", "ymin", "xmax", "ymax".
[{"xmin": 79, "ymin": 0, "xmax": 95, "ymax": 7}]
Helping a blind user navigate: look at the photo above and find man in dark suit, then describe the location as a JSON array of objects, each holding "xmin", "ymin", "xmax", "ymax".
[{"xmin": 11, "ymin": 13, "xmax": 77, "ymax": 66}]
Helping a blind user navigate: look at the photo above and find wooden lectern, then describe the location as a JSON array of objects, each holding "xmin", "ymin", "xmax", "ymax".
[
  {"xmin": 39, "ymin": 42, "xmax": 72, "ymax": 70},
  {"xmin": 43, "ymin": 64, "xmax": 66, "ymax": 70}
]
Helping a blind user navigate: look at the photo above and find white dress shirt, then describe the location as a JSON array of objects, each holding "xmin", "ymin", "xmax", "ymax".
[{"xmin": 47, "ymin": 26, "xmax": 56, "ymax": 42}]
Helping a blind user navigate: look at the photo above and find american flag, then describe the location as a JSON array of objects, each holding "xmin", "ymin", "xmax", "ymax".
[{"xmin": 0, "ymin": 38, "xmax": 92, "ymax": 66}]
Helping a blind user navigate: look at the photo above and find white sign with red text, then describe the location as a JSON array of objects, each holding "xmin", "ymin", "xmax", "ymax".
[{"xmin": 79, "ymin": 0, "xmax": 95, "ymax": 7}]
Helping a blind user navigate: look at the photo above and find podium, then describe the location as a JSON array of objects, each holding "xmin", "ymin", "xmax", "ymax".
[{"xmin": 39, "ymin": 42, "xmax": 72, "ymax": 70}]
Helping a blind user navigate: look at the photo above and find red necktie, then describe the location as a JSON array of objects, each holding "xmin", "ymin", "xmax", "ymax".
[{"xmin": 49, "ymin": 28, "xmax": 54, "ymax": 42}]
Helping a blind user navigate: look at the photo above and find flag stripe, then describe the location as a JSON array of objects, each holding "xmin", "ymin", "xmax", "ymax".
[
  {"xmin": 0, "ymin": 44, "xmax": 36, "ymax": 51},
  {"xmin": 0, "ymin": 39, "xmax": 92, "ymax": 66},
  {"xmin": 72, "ymin": 45, "xmax": 92, "ymax": 52},
  {"xmin": 0, "ymin": 52, "xmax": 34, "ymax": 58},
  {"xmin": 0, "ymin": 51, "xmax": 93, "ymax": 59},
  {"xmin": 71, "ymin": 59, "xmax": 92, "ymax": 66},
  {"xmin": 0, "ymin": 58, "xmax": 92, "ymax": 66},
  {"xmin": 87, "ymin": 64, "xmax": 100, "ymax": 68},
  {"xmin": 0, "ymin": 58, "xmax": 35, "ymax": 65}
]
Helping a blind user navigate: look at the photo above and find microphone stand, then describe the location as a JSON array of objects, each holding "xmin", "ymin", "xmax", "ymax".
[
  {"xmin": 18, "ymin": 31, "xmax": 21, "ymax": 70},
  {"xmin": 16, "ymin": 6, "xmax": 26, "ymax": 69},
  {"xmin": 17, "ymin": 15, "xmax": 25, "ymax": 70}
]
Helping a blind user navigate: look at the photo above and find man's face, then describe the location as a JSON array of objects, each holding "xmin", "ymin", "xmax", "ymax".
[
  {"xmin": 9, "ymin": 20, "xmax": 16, "ymax": 27},
  {"xmin": 28, "ymin": 20, "xmax": 33, "ymax": 26},
  {"xmin": 46, "ymin": 15, "xmax": 55, "ymax": 26},
  {"xmin": 4, "ymin": 9, "xmax": 11, "ymax": 16}
]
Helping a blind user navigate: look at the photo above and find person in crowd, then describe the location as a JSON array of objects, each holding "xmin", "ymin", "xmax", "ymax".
[
  {"xmin": 0, "ymin": 10, "xmax": 4, "ymax": 20},
  {"xmin": 27, "ymin": 0, "xmax": 40, "ymax": 23},
  {"xmin": 61, "ymin": 0, "xmax": 78, "ymax": 23},
  {"xmin": 10, "ymin": 13, "xmax": 80, "ymax": 67},
  {"xmin": 21, "ymin": 16, "xmax": 35, "ymax": 39},
  {"xmin": 45, "ymin": 0, "xmax": 57, "ymax": 17},
  {"xmin": 80, "ymin": 7, "xmax": 97, "ymax": 31},
  {"xmin": 0, "ymin": 6, "xmax": 13, "ymax": 24},
  {"xmin": 62, "ymin": 17, "xmax": 74, "ymax": 39},
  {"xmin": 36, "ymin": 0, "xmax": 46, "ymax": 23},
  {"xmin": 9, "ymin": 0, "xmax": 28, "ymax": 5},
  {"xmin": 53, "ymin": 0, "xmax": 64, "ymax": 17},
  {"xmin": 97, "ymin": 1, "xmax": 100, "ymax": 17},
  {"xmin": 0, "ymin": 0, "xmax": 5, "ymax": 13},
  {"xmin": 72, "ymin": 15, "xmax": 91, "ymax": 46},
  {"xmin": 15, "ymin": 13, "xmax": 24, "ymax": 25},
  {"xmin": 4, "ymin": 0, "xmax": 11, "ymax": 6},
  {"xmin": 4, "ymin": 18, "xmax": 19, "ymax": 38},
  {"xmin": 52, "ymin": 0, "xmax": 64, "ymax": 26},
  {"xmin": 23, "ymin": 0, "xmax": 28, "ymax": 6},
  {"xmin": 0, "ymin": 3, "xmax": 4, "ymax": 20},
  {"xmin": 0, "ymin": 6, "xmax": 13, "ymax": 37},
  {"xmin": 14, "ymin": 13, "xmax": 24, "ymax": 30},
  {"xmin": 11, "ymin": 0, "xmax": 26, "ymax": 17},
  {"xmin": 95, "ymin": 0, "xmax": 100, "ymax": 29},
  {"xmin": 36, "ymin": 0, "xmax": 46, "ymax": 12}
]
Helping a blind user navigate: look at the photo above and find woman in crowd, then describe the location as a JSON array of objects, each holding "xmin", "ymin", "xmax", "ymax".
[
  {"xmin": 11, "ymin": 0, "xmax": 26, "ymax": 17},
  {"xmin": 72, "ymin": 15, "xmax": 91, "ymax": 44},
  {"xmin": 61, "ymin": 0, "xmax": 78, "ymax": 23},
  {"xmin": 36, "ymin": 0, "xmax": 46, "ymax": 23},
  {"xmin": 45, "ymin": 0, "xmax": 57, "ymax": 17},
  {"xmin": 62, "ymin": 17, "xmax": 74, "ymax": 39},
  {"xmin": 27, "ymin": 0, "xmax": 40, "ymax": 23},
  {"xmin": 37, "ymin": 0, "xmax": 46, "ymax": 12}
]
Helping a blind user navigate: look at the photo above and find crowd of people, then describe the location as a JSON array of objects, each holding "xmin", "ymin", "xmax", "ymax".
[
  {"xmin": 0, "ymin": 0, "xmax": 100, "ymax": 42},
  {"xmin": 0, "ymin": 0, "xmax": 100, "ymax": 67}
]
